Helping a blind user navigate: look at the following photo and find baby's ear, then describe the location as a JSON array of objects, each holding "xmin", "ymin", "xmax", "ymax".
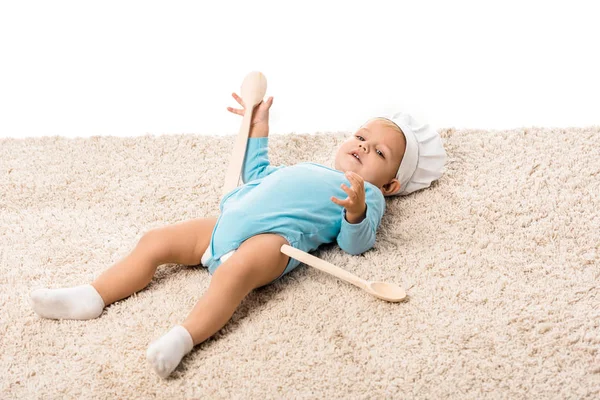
[{"xmin": 383, "ymin": 179, "xmax": 401, "ymax": 196}]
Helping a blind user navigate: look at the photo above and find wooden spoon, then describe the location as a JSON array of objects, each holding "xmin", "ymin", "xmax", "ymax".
[
  {"xmin": 281, "ymin": 244, "xmax": 407, "ymax": 302},
  {"xmin": 222, "ymin": 71, "xmax": 267, "ymax": 197}
]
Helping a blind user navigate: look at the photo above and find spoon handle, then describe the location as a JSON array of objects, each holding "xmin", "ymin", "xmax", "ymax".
[
  {"xmin": 222, "ymin": 107, "xmax": 253, "ymax": 197},
  {"xmin": 280, "ymin": 244, "xmax": 368, "ymax": 289}
]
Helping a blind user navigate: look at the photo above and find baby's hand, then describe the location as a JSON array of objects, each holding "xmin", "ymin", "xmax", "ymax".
[
  {"xmin": 331, "ymin": 171, "xmax": 367, "ymax": 223},
  {"xmin": 227, "ymin": 92, "xmax": 273, "ymax": 127}
]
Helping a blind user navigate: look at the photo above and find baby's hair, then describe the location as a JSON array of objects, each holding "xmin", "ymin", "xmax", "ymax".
[
  {"xmin": 361, "ymin": 117, "xmax": 404, "ymax": 136},
  {"xmin": 372, "ymin": 117, "xmax": 403, "ymax": 135}
]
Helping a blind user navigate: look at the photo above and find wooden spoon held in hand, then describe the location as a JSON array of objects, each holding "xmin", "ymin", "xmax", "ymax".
[{"xmin": 222, "ymin": 71, "xmax": 267, "ymax": 197}]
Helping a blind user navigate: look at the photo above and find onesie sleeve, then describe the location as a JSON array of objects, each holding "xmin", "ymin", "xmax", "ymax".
[
  {"xmin": 336, "ymin": 187, "xmax": 385, "ymax": 255},
  {"xmin": 241, "ymin": 137, "xmax": 287, "ymax": 184}
]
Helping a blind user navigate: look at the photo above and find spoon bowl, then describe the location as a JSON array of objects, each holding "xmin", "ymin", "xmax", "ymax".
[
  {"xmin": 240, "ymin": 71, "xmax": 267, "ymax": 108},
  {"xmin": 366, "ymin": 281, "xmax": 407, "ymax": 302}
]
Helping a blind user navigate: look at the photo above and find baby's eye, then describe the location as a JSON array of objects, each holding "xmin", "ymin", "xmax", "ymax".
[{"xmin": 356, "ymin": 135, "xmax": 384, "ymax": 158}]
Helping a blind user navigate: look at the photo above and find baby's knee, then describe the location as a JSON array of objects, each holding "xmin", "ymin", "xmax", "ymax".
[
  {"xmin": 210, "ymin": 261, "xmax": 258, "ymax": 300},
  {"xmin": 135, "ymin": 230, "xmax": 171, "ymax": 261},
  {"xmin": 219, "ymin": 234, "xmax": 289, "ymax": 288}
]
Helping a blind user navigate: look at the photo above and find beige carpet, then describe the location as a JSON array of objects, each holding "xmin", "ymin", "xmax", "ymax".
[{"xmin": 1, "ymin": 127, "xmax": 599, "ymax": 399}]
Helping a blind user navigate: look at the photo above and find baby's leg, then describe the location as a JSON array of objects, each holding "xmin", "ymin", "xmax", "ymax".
[
  {"xmin": 29, "ymin": 217, "xmax": 218, "ymax": 320},
  {"xmin": 146, "ymin": 233, "xmax": 290, "ymax": 378}
]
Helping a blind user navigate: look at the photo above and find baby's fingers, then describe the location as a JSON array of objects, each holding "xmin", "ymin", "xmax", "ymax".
[
  {"xmin": 330, "ymin": 196, "xmax": 348, "ymax": 207},
  {"xmin": 231, "ymin": 92, "xmax": 245, "ymax": 107},
  {"xmin": 340, "ymin": 183, "xmax": 357, "ymax": 199},
  {"xmin": 226, "ymin": 106, "xmax": 244, "ymax": 116}
]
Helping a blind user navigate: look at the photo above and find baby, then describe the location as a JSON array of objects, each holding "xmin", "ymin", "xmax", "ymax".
[{"xmin": 29, "ymin": 92, "xmax": 447, "ymax": 379}]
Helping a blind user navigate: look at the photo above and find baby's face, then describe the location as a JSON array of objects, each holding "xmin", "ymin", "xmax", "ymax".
[{"xmin": 334, "ymin": 118, "xmax": 406, "ymax": 196}]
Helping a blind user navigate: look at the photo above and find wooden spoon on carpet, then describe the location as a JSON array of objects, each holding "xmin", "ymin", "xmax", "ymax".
[{"xmin": 280, "ymin": 245, "xmax": 407, "ymax": 302}]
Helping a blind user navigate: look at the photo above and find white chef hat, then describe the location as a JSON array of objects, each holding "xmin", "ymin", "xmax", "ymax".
[{"xmin": 383, "ymin": 111, "xmax": 448, "ymax": 196}]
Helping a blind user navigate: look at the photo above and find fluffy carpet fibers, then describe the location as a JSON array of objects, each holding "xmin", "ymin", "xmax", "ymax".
[{"xmin": 1, "ymin": 127, "xmax": 599, "ymax": 399}]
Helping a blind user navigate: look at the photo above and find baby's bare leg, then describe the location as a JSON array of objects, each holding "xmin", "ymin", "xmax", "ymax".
[
  {"xmin": 146, "ymin": 233, "xmax": 290, "ymax": 378},
  {"xmin": 181, "ymin": 234, "xmax": 290, "ymax": 345},
  {"xmin": 91, "ymin": 217, "xmax": 216, "ymax": 306},
  {"xmin": 30, "ymin": 217, "xmax": 217, "ymax": 320}
]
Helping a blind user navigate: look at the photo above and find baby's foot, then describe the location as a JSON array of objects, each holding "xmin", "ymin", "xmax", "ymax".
[
  {"xmin": 146, "ymin": 325, "xmax": 194, "ymax": 378},
  {"xmin": 29, "ymin": 284, "xmax": 105, "ymax": 320}
]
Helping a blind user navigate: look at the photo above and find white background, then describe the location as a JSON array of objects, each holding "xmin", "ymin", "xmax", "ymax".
[{"xmin": 1, "ymin": 0, "xmax": 599, "ymax": 138}]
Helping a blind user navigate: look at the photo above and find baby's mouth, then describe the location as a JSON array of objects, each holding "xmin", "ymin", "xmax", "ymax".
[{"xmin": 349, "ymin": 152, "xmax": 361, "ymax": 164}]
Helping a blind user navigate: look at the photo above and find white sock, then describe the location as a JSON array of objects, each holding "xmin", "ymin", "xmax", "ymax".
[
  {"xmin": 146, "ymin": 325, "xmax": 194, "ymax": 379},
  {"xmin": 29, "ymin": 284, "xmax": 105, "ymax": 320}
]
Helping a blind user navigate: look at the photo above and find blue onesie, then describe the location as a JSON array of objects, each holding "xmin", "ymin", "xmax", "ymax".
[{"xmin": 200, "ymin": 137, "xmax": 386, "ymax": 283}]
